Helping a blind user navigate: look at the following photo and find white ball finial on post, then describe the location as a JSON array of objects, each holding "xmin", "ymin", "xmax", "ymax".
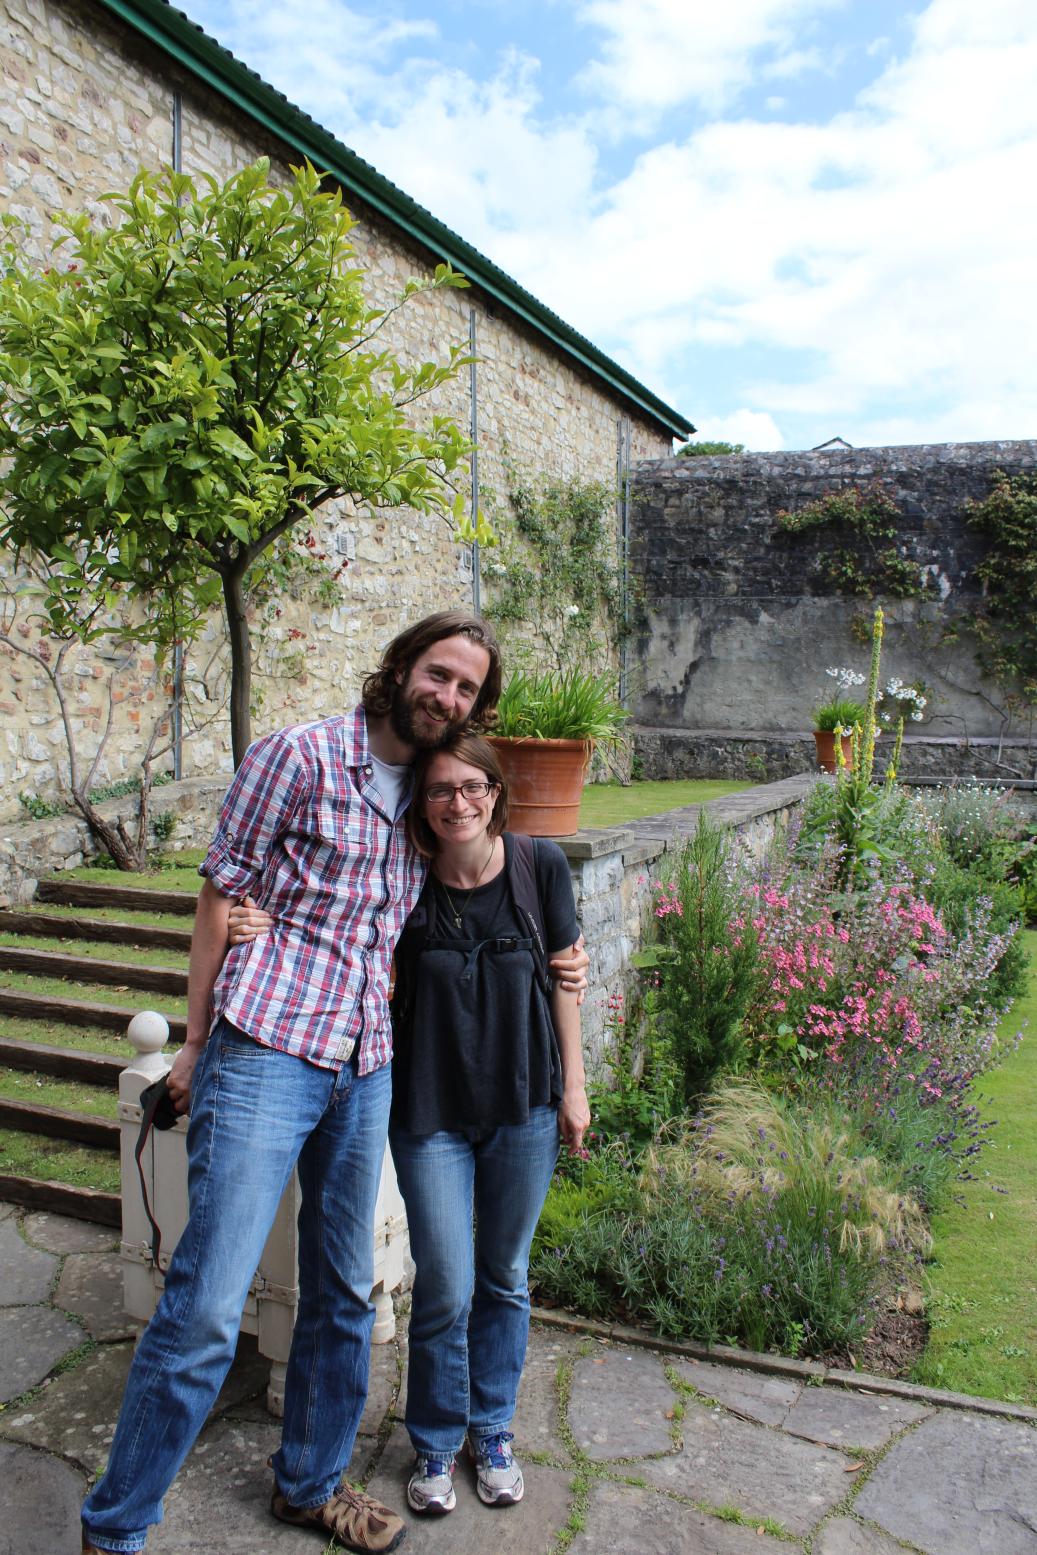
[{"xmin": 123, "ymin": 1010, "xmax": 172, "ymax": 1087}]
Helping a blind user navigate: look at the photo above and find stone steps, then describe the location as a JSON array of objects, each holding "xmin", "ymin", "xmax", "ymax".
[{"xmin": 0, "ymin": 875, "xmax": 188, "ymax": 1216}]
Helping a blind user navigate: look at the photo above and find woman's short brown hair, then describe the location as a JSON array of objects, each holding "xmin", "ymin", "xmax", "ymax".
[
  {"xmin": 406, "ymin": 733, "xmax": 509, "ymax": 858},
  {"xmin": 361, "ymin": 610, "xmax": 502, "ymax": 730}
]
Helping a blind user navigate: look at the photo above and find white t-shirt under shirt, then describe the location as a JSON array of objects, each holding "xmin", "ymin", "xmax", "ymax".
[{"xmin": 369, "ymin": 753, "xmax": 412, "ymax": 822}]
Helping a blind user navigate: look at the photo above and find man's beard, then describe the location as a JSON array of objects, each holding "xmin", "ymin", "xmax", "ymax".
[{"xmin": 389, "ymin": 682, "xmax": 463, "ymax": 749}]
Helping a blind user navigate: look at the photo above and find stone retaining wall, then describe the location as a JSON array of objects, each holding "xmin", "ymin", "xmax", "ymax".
[
  {"xmin": 633, "ymin": 727, "xmax": 1037, "ymax": 785},
  {"xmin": 630, "ymin": 440, "xmax": 1037, "ymax": 744}
]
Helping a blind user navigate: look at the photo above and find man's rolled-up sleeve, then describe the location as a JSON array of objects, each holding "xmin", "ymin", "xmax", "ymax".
[{"xmin": 199, "ymin": 732, "xmax": 307, "ymax": 900}]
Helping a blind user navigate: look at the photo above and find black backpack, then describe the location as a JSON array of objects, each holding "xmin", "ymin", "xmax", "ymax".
[{"xmin": 393, "ymin": 832, "xmax": 552, "ymax": 1019}]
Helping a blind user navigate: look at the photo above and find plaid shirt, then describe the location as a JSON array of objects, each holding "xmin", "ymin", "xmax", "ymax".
[{"xmin": 200, "ymin": 707, "xmax": 426, "ymax": 1074}]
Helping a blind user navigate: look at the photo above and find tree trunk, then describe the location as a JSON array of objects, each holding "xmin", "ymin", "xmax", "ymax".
[
  {"xmin": 69, "ymin": 790, "xmax": 147, "ymax": 871},
  {"xmin": 222, "ymin": 564, "xmax": 253, "ymax": 769}
]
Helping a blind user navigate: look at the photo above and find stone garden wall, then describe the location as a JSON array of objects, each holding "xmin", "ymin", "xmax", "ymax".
[
  {"xmin": 0, "ymin": 0, "xmax": 672, "ymax": 819},
  {"xmin": 630, "ymin": 441, "xmax": 1037, "ymax": 777}
]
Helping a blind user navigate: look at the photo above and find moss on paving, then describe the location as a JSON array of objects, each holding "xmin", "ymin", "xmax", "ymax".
[
  {"xmin": 0, "ymin": 931, "xmax": 188, "ymax": 971},
  {"xmin": 914, "ymin": 929, "xmax": 1037, "ymax": 1406},
  {"xmin": 0, "ymin": 1126, "xmax": 120, "ymax": 1193},
  {"xmin": 579, "ymin": 779, "xmax": 753, "ymax": 828}
]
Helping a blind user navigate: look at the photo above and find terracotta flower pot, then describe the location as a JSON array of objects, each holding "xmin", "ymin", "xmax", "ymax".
[
  {"xmin": 487, "ymin": 736, "xmax": 592, "ymax": 837},
  {"xmin": 813, "ymin": 729, "xmax": 853, "ymax": 774}
]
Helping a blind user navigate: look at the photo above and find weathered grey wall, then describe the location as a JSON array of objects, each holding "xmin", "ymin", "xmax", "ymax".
[{"xmin": 630, "ymin": 441, "xmax": 1037, "ymax": 744}]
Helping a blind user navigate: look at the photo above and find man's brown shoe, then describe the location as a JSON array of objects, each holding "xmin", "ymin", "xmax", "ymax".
[{"xmin": 270, "ymin": 1482, "xmax": 406, "ymax": 1552}]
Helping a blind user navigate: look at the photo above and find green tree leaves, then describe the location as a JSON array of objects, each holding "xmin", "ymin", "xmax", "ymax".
[{"xmin": 0, "ymin": 160, "xmax": 474, "ymax": 762}]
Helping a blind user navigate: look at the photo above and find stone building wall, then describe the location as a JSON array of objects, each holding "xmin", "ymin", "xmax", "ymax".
[
  {"xmin": 0, "ymin": 0, "xmax": 672, "ymax": 817},
  {"xmin": 630, "ymin": 441, "xmax": 1037, "ymax": 753}
]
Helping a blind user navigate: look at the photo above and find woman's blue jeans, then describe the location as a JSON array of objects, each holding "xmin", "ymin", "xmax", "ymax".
[
  {"xmin": 390, "ymin": 1105, "xmax": 559, "ymax": 1458},
  {"xmin": 81, "ymin": 1019, "xmax": 392, "ymax": 1553}
]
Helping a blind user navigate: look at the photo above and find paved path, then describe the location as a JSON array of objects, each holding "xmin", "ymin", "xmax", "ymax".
[{"xmin": 2, "ymin": 1200, "xmax": 1036, "ymax": 1555}]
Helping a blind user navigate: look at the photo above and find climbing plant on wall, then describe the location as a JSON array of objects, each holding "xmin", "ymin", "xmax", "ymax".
[
  {"xmin": 483, "ymin": 472, "xmax": 626, "ymax": 672},
  {"xmin": 964, "ymin": 469, "xmax": 1037, "ymax": 710},
  {"xmin": 775, "ymin": 482, "xmax": 932, "ymax": 599}
]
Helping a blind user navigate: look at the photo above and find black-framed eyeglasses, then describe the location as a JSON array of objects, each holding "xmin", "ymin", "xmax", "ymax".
[{"xmin": 424, "ymin": 780, "xmax": 497, "ymax": 804}]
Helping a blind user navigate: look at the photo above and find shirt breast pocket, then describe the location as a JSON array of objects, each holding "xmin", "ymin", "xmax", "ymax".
[{"xmin": 313, "ymin": 797, "xmax": 364, "ymax": 854}]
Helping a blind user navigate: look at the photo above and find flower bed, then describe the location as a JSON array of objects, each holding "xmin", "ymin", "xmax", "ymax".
[{"xmin": 532, "ymin": 617, "xmax": 1032, "ymax": 1369}]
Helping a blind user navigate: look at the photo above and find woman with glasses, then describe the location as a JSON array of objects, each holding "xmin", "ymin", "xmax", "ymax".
[{"xmin": 227, "ymin": 733, "xmax": 589, "ymax": 1520}]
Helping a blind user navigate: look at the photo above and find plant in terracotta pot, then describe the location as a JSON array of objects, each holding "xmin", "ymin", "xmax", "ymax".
[
  {"xmin": 488, "ymin": 667, "xmax": 628, "ymax": 835},
  {"xmin": 811, "ymin": 667, "xmax": 866, "ymax": 773}
]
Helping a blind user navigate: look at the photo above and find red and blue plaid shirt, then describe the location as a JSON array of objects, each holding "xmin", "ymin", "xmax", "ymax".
[{"xmin": 200, "ymin": 707, "xmax": 426, "ymax": 1074}]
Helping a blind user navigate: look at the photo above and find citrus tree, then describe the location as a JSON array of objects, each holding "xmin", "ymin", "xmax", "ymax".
[{"xmin": 0, "ymin": 158, "xmax": 485, "ymax": 767}]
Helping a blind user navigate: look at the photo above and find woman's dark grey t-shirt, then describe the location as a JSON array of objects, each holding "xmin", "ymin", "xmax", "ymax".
[{"xmin": 390, "ymin": 834, "xmax": 580, "ymax": 1137}]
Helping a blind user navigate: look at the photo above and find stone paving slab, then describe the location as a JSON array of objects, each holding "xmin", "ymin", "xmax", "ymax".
[
  {"xmin": 854, "ymin": 1408, "xmax": 1037, "ymax": 1555},
  {"xmin": 4, "ymin": 1335, "xmax": 272, "ymax": 1474},
  {"xmin": 0, "ymin": 1439, "xmax": 87, "ymax": 1555},
  {"xmin": 569, "ymin": 1345, "xmax": 678, "ymax": 1458},
  {"xmin": 511, "ymin": 1328, "xmax": 585, "ymax": 1458},
  {"xmin": 0, "ymin": 1304, "xmax": 83, "ymax": 1403},
  {"xmin": 146, "ymin": 1417, "xmax": 353, "ymax": 1554},
  {"xmin": 813, "ymin": 1516, "xmax": 914, "ymax": 1555},
  {"xmin": 639, "ymin": 1395, "xmax": 854, "ymax": 1537},
  {"xmin": 55, "ymin": 1250, "xmax": 138, "ymax": 1341},
  {"xmin": 782, "ymin": 1385, "xmax": 932, "ymax": 1451},
  {"xmin": 367, "ymin": 1423, "xmax": 572, "ymax": 1554},
  {"xmin": 21, "ymin": 1212, "xmax": 118, "ymax": 1256},
  {"xmin": 3, "ymin": 1343, "xmax": 133, "ymax": 1472},
  {"xmin": 0, "ymin": 1216, "xmax": 57, "ymax": 1305},
  {"xmin": 569, "ymin": 1480, "xmax": 793, "ymax": 1554},
  {"xmin": 676, "ymin": 1358, "xmax": 802, "ymax": 1426}
]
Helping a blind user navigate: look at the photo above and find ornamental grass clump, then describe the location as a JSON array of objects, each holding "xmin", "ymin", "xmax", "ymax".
[
  {"xmin": 642, "ymin": 1081, "xmax": 930, "ymax": 1258},
  {"xmin": 530, "ymin": 1086, "xmax": 886, "ymax": 1355}
]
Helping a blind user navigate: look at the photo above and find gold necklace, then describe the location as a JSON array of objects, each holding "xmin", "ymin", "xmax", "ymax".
[{"xmin": 435, "ymin": 840, "xmax": 496, "ymax": 928}]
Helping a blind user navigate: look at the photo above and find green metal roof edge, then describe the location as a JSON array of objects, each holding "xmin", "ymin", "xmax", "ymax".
[{"xmin": 91, "ymin": 0, "xmax": 693, "ymax": 439}]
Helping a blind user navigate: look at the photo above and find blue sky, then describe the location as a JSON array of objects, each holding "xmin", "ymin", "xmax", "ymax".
[{"xmin": 183, "ymin": 0, "xmax": 1036, "ymax": 451}]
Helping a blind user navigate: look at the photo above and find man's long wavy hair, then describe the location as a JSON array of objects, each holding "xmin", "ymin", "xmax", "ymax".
[{"xmin": 361, "ymin": 610, "xmax": 502, "ymax": 730}]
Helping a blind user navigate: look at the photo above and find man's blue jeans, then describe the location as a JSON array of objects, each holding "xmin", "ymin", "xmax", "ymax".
[
  {"xmin": 390, "ymin": 1106, "xmax": 559, "ymax": 1458},
  {"xmin": 82, "ymin": 1019, "xmax": 392, "ymax": 1553}
]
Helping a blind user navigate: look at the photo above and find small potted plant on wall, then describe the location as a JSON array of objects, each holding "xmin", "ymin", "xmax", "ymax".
[
  {"xmin": 811, "ymin": 667, "xmax": 866, "ymax": 774},
  {"xmin": 488, "ymin": 667, "xmax": 629, "ymax": 835}
]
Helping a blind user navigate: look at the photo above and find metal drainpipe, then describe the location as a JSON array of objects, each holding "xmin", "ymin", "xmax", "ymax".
[
  {"xmin": 617, "ymin": 416, "xmax": 632, "ymax": 705},
  {"xmin": 170, "ymin": 90, "xmax": 184, "ymax": 779},
  {"xmin": 469, "ymin": 306, "xmax": 480, "ymax": 614}
]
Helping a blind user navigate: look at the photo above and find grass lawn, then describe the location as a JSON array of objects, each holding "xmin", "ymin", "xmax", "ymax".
[
  {"xmin": 579, "ymin": 779, "xmax": 753, "ymax": 828},
  {"xmin": 0, "ymin": 971, "xmax": 187, "ymax": 1016},
  {"xmin": 16, "ymin": 902, "xmax": 195, "ymax": 931},
  {"xmin": 0, "ymin": 1125, "xmax": 120, "ymax": 1193},
  {"xmin": 65, "ymin": 852, "xmax": 205, "ymax": 894},
  {"xmin": 0, "ymin": 1013, "xmax": 176, "ymax": 1058},
  {"xmin": 913, "ymin": 929, "xmax": 1037, "ymax": 1406},
  {"xmin": 0, "ymin": 931, "xmax": 188, "ymax": 971},
  {"xmin": 0, "ymin": 1066, "xmax": 116, "ymax": 1116}
]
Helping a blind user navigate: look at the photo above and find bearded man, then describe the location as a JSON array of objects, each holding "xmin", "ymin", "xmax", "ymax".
[{"xmin": 81, "ymin": 611, "xmax": 587, "ymax": 1555}]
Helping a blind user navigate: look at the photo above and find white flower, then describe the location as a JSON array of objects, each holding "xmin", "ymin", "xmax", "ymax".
[{"xmin": 565, "ymin": 604, "xmax": 580, "ymax": 617}]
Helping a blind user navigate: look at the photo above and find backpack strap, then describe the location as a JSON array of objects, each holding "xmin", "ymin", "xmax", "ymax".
[{"xmin": 505, "ymin": 831, "xmax": 551, "ymax": 995}]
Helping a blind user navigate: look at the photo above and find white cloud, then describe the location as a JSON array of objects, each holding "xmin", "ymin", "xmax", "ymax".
[
  {"xmin": 685, "ymin": 411, "xmax": 785, "ymax": 450},
  {"xmin": 184, "ymin": 0, "xmax": 1037, "ymax": 448},
  {"xmin": 574, "ymin": 0, "xmax": 837, "ymax": 117}
]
